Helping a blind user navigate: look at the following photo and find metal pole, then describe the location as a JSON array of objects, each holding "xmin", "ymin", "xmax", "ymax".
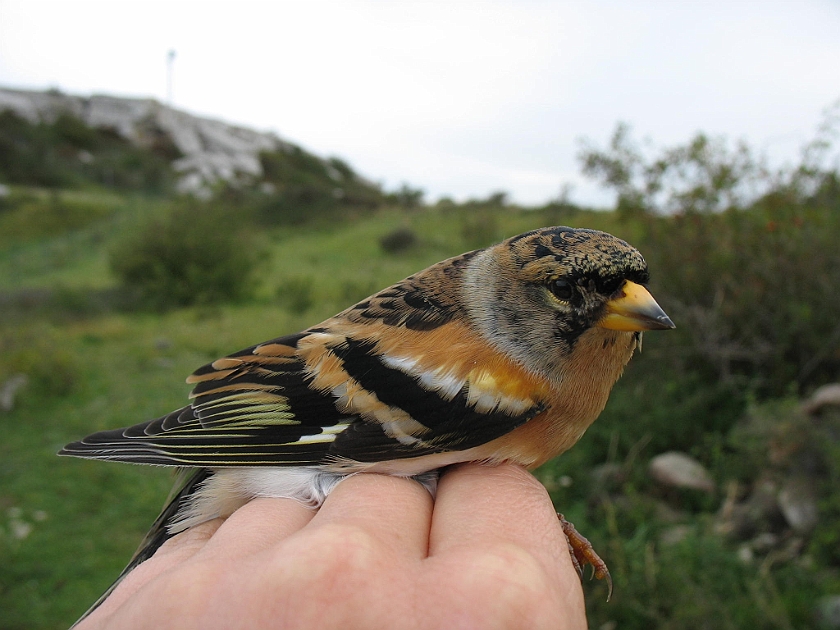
[{"xmin": 167, "ymin": 50, "xmax": 176, "ymax": 105}]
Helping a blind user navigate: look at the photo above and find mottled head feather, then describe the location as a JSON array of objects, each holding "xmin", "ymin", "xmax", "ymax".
[{"xmin": 503, "ymin": 227, "xmax": 649, "ymax": 292}]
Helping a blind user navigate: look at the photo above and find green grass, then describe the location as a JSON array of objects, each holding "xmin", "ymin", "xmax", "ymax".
[
  {"xmin": 0, "ymin": 197, "xmax": 565, "ymax": 627},
  {"xmin": 1, "ymin": 187, "xmax": 838, "ymax": 628}
]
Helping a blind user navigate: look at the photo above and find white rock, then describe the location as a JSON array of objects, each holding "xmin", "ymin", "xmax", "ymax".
[
  {"xmin": 0, "ymin": 374, "xmax": 28, "ymax": 412},
  {"xmin": 816, "ymin": 595, "xmax": 840, "ymax": 630},
  {"xmin": 0, "ymin": 87, "xmax": 303, "ymax": 196},
  {"xmin": 649, "ymin": 451, "xmax": 715, "ymax": 493},
  {"xmin": 9, "ymin": 519, "xmax": 32, "ymax": 540},
  {"xmin": 660, "ymin": 524, "xmax": 692, "ymax": 545},
  {"xmin": 86, "ymin": 94, "xmax": 157, "ymax": 141},
  {"xmin": 777, "ymin": 477, "xmax": 819, "ymax": 533},
  {"xmin": 803, "ymin": 383, "xmax": 840, "ymax": 415},
  {"xmin": 737, "ymin": 544, "xmax": 754, "ymax": 564}
]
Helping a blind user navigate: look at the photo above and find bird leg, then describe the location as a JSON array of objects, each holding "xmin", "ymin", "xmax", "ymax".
[{"xmin": 557, "ymin": 513, "xmax": 613, "ymax": 601}]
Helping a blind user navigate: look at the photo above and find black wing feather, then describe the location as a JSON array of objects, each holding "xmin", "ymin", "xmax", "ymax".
[{"xmin": 61, "ymin": 274, "xmax": 545, "ymax": 466}]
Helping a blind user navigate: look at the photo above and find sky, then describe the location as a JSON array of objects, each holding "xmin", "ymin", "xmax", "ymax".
[{"xmin": 1, "ymin": 0, "xmax": 839, "ymax": 207}]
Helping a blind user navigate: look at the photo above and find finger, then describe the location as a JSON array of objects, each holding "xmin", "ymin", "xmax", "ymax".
[
  {"xmin": 83, "ymin": 518, "xmax": 225, "ymax": 625},
  {"xmin": 430, "ymin": 463, "xmax": 575, "ymax": 580},
  {"xmin": 311, "ymin": 473, "xmax": 434, "ymax": 561},
  {"xmin": 426, "ymin": 463, "xmax": 586, "ymax": 629},
  {"xmin": 198, "ymin": 496, "xmax": 316, "ymax": 560}
]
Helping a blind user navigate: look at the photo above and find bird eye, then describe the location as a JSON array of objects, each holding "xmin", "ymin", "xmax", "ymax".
[
  {"xmin": 549, "ymin": 279, "xmax": 575, "ymax": 302},
  {"xmin": 601, "ymin": 277, "xmax": 623, "ymax": 295}
]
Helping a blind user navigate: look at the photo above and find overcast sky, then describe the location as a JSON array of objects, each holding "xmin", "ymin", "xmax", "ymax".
[{"xmin": 1, "ymin": 0, "xmax": 839, "ymax": 206}]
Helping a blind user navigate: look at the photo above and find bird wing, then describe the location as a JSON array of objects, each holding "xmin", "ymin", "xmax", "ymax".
[
  {"xmin": 59, "ymin": 331, "xmax": 350, "ymax": 465},
  {"xmin": 60, "ymin": 328, "xmax": 547, "ymax": 467},
  {"xmin": 60, "ymin": 259, "xmax": 549, "ymax": 467}
]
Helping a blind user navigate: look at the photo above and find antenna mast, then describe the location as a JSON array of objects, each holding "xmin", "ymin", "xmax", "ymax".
[{"xmin": 166, "ymin": 50, "xmax": 176, "ymax": 105}]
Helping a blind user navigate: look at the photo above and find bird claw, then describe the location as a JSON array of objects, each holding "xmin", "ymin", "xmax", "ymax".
[{"xmin": 557, "ymin": 513, "xmax": 613, "ymax": 601}]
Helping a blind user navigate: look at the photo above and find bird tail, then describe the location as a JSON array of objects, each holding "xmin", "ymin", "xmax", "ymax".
[{"xmin": 71, "ymin": 468, "xmax": 212, "ymax": 627}]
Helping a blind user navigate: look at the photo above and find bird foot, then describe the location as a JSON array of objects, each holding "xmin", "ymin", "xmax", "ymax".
[{"xmin": 557, "ymin": 513, "xmax": 613, "ymax": 601}]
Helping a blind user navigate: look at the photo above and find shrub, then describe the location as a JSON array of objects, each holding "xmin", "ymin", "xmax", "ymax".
[
  {"xmin": 0, "ymin": 191, "xmax": 117, "ymax": 247},
  {"xmin": 460, "ymin": 209, "xmax": 501, "ymax": 250},
  {"xmin": 578, "ymin": 115, "xmax": 840, "ymax": 397},
  {"xmin": 110, "ymin": 202, "xmax": 262, "ymax": 309},
  {"xmin": 0, "ymin": 110, "xmax": 176, "ymax": 193},
  {"xmin": 0, "ymin": 325, "xmax": 79, "ymax": 399},
  {"xmin": 386, "ymin": 183, "xmax": 425, "ymax": 209},
  {"xmin": 578, "ymin": 122, "xmax": 768, "ymax": 216},
  {"xmin": 276, "ymin": 276, "xmax": 315, "ymax": 314},
  {"xmin": 256, "ymin": 148, "xmax": 383, "ymax": 225},
  {"xmin": 379, "ymin": 227, "xmax": 418, "ymax": 253}
]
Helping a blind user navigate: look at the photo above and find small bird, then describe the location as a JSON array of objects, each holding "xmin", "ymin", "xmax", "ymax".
[{"xmin": 61, "ymin": 226, "xmax": 674, "ymax": 616}]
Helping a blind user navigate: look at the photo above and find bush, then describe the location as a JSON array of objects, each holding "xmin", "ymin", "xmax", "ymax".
[
  {"xmin": 460, "ymin": 209, "xmax": 501, "ymax": 250},
  {"xmin": 110, "ymin": 202, "xmax": 262, "ymax": 309},
  {"xmin": 541, "ymin": 111, "xmax": 840, "ymax": 628},
  {"xmin": 0, "ymin": 325, "xmax": 79, "ymax": 399},
  {"xmin": 379, "ymin": 227, "xmax": 418, "ymax": 253},
  {"xmin": 638, "ymin": 199, "xmax": 840, "ymax": 396},
  {"xmin": 256, "ymin": 148, "xmax": 384, "ymax": 225},
  {"xmin": 0, "ymin": 190, "xmax": 117, "ymax": 247},
  {"xmin": 578, "ymin": 114, "xmax": 840, "ymax": 397},
  {"xmin": 276, "ymin": 276, "xmax": 315, "ymax": 314},
  {"xmin": 0, "ymin": 110, "xmax": 176, "ymax": 194}
]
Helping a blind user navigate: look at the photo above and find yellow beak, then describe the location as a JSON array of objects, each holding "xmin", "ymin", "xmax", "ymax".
[{"xmin": 599, "ymin": 281, "xmax": 675, "ymax": 332}]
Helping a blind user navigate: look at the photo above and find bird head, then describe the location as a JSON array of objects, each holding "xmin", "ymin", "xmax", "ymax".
[{"xmin": 463, "ymin": 226, "xmax": 674, "ymax": 378}]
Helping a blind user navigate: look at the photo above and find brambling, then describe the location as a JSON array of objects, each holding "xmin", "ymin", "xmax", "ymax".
[{"xmin": 61, "ymin": 226, "xmax": 674, "ymax": 615}]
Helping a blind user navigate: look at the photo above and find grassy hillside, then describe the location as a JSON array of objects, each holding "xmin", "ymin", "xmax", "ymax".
[
  {"xmin": 1, "ymin": 112, "xmax": 839, "ymax": 628},
  {"xmin": 0, "ymin": 195, "xmax": 585, "ymax": 627}
]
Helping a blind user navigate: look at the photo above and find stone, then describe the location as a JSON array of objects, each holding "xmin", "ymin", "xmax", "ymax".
[
  {"xmin": 718, "ymin": 477, "xmax": 788, "ymax": 540},
  {"xmin": 816, "ymin": 595, "xmax": 840, "ymax": 630},
  {"xmin": 777, "ymin": 476, "xmax": 819, "ymax": 533},
  {"xmin": 803, "ymin": 383, "xmax": 840, "ymax": 415},
  {"xmin": 0, "ymin": 374, "xmax": 28, "ymax": 412},
  {"xmin": 660, "ymin": 524, "xmax": 692, "ymax": 546},
  {"xmin": 649, "ymin": 451, "xmax": 715, "ymax": 493},
  {"xmin": 737, "ymin": 544, "xmax": 754, "ymax": 563},
  {"xmin": 9, "ymin": 518, "xmax": 32, "ymax": 540},
  {"xmin": 589, "ymin": 462, "xmax": 625, "ymax": 490},
  {"xmin": 750, "ymin": 532, "xmax": 779, "ymax": 552}
]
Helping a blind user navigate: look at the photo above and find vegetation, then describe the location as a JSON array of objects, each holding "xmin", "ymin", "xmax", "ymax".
[
  {"xmin": 256, "ymin": 147, "xmax": 384, "ymax": 225},
  {"xmin": 0, "ymin": 110, "xmax": 177, "ymax": 194},
  {"xmin": 1, "ymin": 107, "xmax": 838, "ymax": 628},
  {"xmin": 109, "ymin": 200, "xmax": 264, "ymax": 309}
]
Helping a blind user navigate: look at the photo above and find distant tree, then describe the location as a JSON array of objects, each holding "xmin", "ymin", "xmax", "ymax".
[
  {"xmin": 390, "ymin": 183, "xmax": 425, "ymax": 209},
  {"xmin": 484, "ymin": 190, "xmax": 509, "ymax": 206},
  {"xmin": 578, "ymin": 122, "xmax": 767, "ymax": 216},
  {"xmin": 327, "ymin": 157, "xmax": 355, "ymax": 180}
]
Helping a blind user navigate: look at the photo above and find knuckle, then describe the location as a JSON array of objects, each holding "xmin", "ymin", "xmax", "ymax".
[
  {"xmin": 458, "ymin": 544, "xmax": 557, "ymax": 626},
  {"xmin": 313, "ymin": 523, "xmax": 379, "ymax": 574}
]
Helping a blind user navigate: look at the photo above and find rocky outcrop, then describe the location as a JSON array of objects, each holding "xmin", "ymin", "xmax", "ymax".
[{"xmin": 0, "ymin": 87, "xmax": 293, "ymax": 196}]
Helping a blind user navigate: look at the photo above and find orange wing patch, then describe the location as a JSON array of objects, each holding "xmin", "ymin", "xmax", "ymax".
[{"xmin": 360, "ymin": 321, "xmax": 551, "ymax": 414}]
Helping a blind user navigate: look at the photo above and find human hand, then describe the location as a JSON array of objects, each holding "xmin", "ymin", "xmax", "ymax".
[{"xmin": 76, "ymin": 463, "xmax": 586, "ymax": 630}]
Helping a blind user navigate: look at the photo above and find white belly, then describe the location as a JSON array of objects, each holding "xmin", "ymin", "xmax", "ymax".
[{"xmin": 168, "ymin": 466, "xmax": 440, "ymax": 534}]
